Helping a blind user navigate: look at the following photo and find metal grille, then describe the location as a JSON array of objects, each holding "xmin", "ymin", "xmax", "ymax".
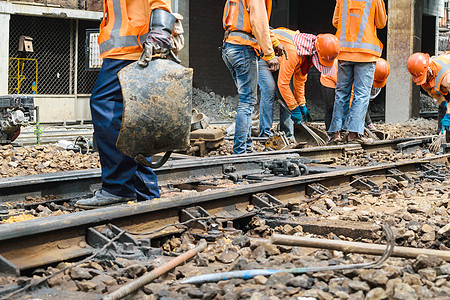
[
  {"xmin": 8, "ymin": 15, "xmax": 100, "ymax": 95},
  {"xmin": 77, "ymin": 20, "xmax": 101, "ymax": 94}
]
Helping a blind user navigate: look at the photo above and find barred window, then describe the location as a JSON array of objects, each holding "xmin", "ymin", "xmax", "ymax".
[{"xmin": 8, "ymin": 14, "xmax": 100, "ymax": 95}]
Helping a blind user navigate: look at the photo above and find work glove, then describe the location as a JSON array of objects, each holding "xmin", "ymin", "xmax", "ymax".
[
  {"xmin": 290, "ymin": 106, "xmax": 303, "ymax": 125},
  {"xmin": 274, "ymin": 43, "xmax": 288, "ymax": 60},
  {"xmin": 441, "ymin": 114, "xmax": 450, "ymax": 134},
  {"xmin": 440, "ymin": 101, "xmax": 448, "ymax": 110},
  {"xmin": 299, "ymin": 104, "xmax": 312, "ymax": 122},
  {"xmin": 138, "ymin": 9, "xmax": 177, "ymax": 67}
]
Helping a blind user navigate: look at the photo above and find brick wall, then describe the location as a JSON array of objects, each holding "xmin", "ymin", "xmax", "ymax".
[{"xmin": 189, "ymin": 0, "xmax": 237, "ymax": 96}]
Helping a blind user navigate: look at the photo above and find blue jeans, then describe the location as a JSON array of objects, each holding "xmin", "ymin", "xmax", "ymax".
[
  {"xmin": 329, "ymin": 61, "xmax": 376, "ymax": 135},
  {"xmin": 222, "ymin": 43, "xmax": 258, "ymax": 154},
  {"xmin": 90, "ymin": 58, "xmax": 160, "ymax": 200},
  {"xmin": 258, "ymin": 59, "xmax": 294, "ymax": 138}
]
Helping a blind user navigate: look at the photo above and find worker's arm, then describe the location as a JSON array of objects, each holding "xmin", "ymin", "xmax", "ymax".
[
  {"xmin": 332, "ymin": 1, "xmax": 340, "ymax": 29},
  {"xmin": 439, "ymin": 73, "xmax": 450, "ymax": 114},
  {"xmin": 148, "ymin": 0, "xmax": 171, "ymax": 12},
  {"xmin": 277, "ymin": 49, "xmax": 300, "ymax": 110},
  {"xmin": 293, "ymin": 69, "xmax": 308, "ymax": 106},
  {"xmin": 248, "ymin": 0, "xmax": 275, "ymax": 60},
  {"xmin": 374, "ymin": 0, "xmax": 387, "ymax": 29},
  {"xmin": 423, "ymin": 86, "xmax": 449, "ymax": 113},
  {"xmin": 139, "ymin": 0, "xmax": 174, "ymax": 67}
]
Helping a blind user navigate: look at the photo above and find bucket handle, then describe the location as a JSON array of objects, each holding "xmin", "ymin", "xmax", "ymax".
[{"xmin": 135, "ymin": 151, "xmax": 173, "ymax": 169}]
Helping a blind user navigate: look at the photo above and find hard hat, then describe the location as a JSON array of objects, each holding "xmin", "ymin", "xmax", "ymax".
[
  {"xmin": 315, "ymin": 34, "xmax": 340, "ymax": 67},
  {"xmin": 373, "ymin": 58, "xmax": 390, "ymax": 88},
  {"xmin": 407, "ymin": 52, "xmax": 431, "ymax": 85}
]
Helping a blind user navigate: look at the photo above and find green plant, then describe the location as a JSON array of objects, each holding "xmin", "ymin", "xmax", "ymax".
[
  {"xmin": 34, "ymin": 122, "xmax": 43, "ymax": 145},
  {"xmin": 219, "ymin": 97, "xmax": 237, "ymax": 121}
]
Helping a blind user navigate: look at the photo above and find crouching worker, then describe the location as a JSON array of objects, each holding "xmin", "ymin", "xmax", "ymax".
[
  {"xmin": 407, "ymin": 52, "xmax": 450, "ymax": 133},
  {"xmin": 262, "ymin": 28, "xmax": 340, "ymax": 128}
]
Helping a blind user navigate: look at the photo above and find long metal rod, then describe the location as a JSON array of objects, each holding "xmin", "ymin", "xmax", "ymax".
[
  {"xmin": 104, "ymin": 240, "xmax": 207, "ymax": 300},
  {"xmin": 271, "ymin": 234, "xmax": 450, "ymax": 261}
]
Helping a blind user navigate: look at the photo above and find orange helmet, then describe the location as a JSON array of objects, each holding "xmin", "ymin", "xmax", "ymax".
[
  {"xmin": 373, "ymin": 58, "xmax": 390, "ymax": 88},
  {"xmin": 407, "ymin": 52, "xmax": 431, "ymax": 85},
  {"xmin": 316, "ymin": 34, "xmax": 340, "ymax": 67}
]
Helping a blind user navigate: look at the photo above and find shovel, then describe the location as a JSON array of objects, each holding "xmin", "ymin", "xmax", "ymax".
[{"xmin": 276, "ymin": 99, "xmax": 327, "ymax": 146}]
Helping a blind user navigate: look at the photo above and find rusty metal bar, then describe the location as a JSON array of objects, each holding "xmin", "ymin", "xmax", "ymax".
[
  {"xmin": 272, "ymin": 234, "xmax": 450, "ymax": 261},
  {"xmin": 104, "ymin": 240, "xmax": 207, "ymax": 300}
]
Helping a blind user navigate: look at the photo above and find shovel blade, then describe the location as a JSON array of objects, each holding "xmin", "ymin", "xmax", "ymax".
[
  {"xmin": 117, "ymin": 59, "xmax": 193, "ymax": 160},
  {"xmin": 294, "ymin": 123, "xmax": 327, "ymax": 146}
]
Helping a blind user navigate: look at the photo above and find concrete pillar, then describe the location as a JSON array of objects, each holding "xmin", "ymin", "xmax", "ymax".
[
  {"xmin": 172, "ymin": 0, "xmax": 189, "ymax": 68},
  {"xmin": 0, "ymin": 13, "xmax": 10, "ymax": 95},
  {"xmin": 385, "ymin": 0, "xmax": 423, "ymax": 123}
]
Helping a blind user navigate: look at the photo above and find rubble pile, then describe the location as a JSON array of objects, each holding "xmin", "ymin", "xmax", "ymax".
[
  {"xmin": 207, "ymin": 140, "xmax": 265, "ymax": 156},
  {"xmin": 376, "ymin": 118, "xmax": 437, "ymax": 139},
  {"xmin": 335, "ymin": 148, "xmax": 435, "ymax": 167},
  {"xmin": 0, "ymin": 145, "xmax": 100, "ymax": 178}
]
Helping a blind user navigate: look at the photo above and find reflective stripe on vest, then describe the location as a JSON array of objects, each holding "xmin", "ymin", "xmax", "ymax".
[
  {"xmin": 228, "ymin": 31, "xmax": 257, "ymax": 44},
  {"xmin": 339, "ymin": 0, "xmax": 382, "ymax": 53},
  {"xmin": 224, "ymin": 0, "xmax": 247, "ymax": 31},
  {"xmin": 99, "ymin": 0, "xmax": 144, "ymax": 55},
  {"xmin": 236, "ymin": 0, "xmax": 246, "ymax": 30},
  {"xmin": 434, "ymin": 56, "xmax": 450, "ymax": 94},
  {"xmin": 272, "ymin": 29, "xmax": 294, "ymax": 41}
]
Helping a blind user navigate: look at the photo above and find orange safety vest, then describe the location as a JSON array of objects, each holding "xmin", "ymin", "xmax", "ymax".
[
  {"xmin": 427, "ymin": 54, "xmax": 450, "ymax": 96},
  {"xmin": 335, "ymin": 0, "xmax": 383, "ymax": 57},
  {"xmin": 98, "ymin": 0, "xmax": 152, "ymax": 58},
  {"xmin": 222, "ymin": 0, "xmax": 272, "ymax": 51}
]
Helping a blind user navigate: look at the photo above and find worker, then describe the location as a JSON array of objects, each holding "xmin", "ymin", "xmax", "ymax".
[
  {"xmin": 75, "ymin": 0, "xmax": 177, "ymax": 207},
  {"xmin": 407, "ymin": 52, "xmax": 450, "ymax": 133},
  {"xmin": 267, "ymin": 28, "xmax": 340, "ymax": 127},
  {"xmin": 222, "ymin": 0, "xmax": 284, "ymax": 154},
  {"xmin": 321, "ymin": 58, "xmax": 390, "ymax": 133},
  {"xmin": 328, "ymin": 0, "xmax": 387, "ymax": 144}
]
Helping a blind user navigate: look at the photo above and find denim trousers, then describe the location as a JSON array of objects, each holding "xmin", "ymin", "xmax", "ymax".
[
  {"xmin": 90, "ymin": 58, "xmax": 160, "ymax": 200},
  {"xmin": 322, "ymin": 85, "xmax": 373, "ymax": 132},
  {"xmin": 329, "ymin": 60, "xmax": 376, "ymax": 135},
  {"xmin": 222, "ymin": 43, "xmax": 258, "ymax": 154},
  {"xmin": 258, "ymin": 59, "xmax": 294, "ymax": 137}
]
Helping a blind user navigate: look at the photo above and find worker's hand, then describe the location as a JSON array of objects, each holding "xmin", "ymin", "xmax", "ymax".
[
  {"xmin": 267, "ymin": 57, "xmax": 280, "ymax": 72},
  {"xmin": 442, "ymin": 114, "xmax": 450, "ymax": 134},
  {"xmin": 274, "ymin": 43, "xmax": 288, "ymax": 60},
  {"xmin": 138, "ymin": 9, "xmax": 176, "ymax": 67},
  {"xmin": 299, "ymin": 104, "xmax": 312, "ymax": 122},
  {"xmin": 138, "ymin": 31, "xmax": 173, "ymax": 67},
  {"xmin": 290, "ymin": 106, "xmax": 303, "ymax": 125}
]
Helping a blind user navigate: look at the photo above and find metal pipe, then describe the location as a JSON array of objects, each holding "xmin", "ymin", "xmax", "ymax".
[
  {"xmin": 271, "ymin": 234, "xmax": 450, "ymax": 261},
  {"xmin": 103, "ymin": 240, "xmax": 207, "ymax": 300}
]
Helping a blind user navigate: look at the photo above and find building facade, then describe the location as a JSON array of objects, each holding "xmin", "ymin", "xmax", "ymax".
[{"xmin": 0, "ymin": 0, "xmax": 445, "ymax": 124}]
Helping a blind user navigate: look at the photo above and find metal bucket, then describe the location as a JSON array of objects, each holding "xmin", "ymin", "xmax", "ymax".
[{"xmin": 117, "ymin": 59, "xmax": 193, "ymax": 168}]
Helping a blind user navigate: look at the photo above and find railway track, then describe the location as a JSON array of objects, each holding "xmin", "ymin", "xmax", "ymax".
[
  {"xmin": 1, "ymin": 136, "xmax": 449, "ymax": 299},
  {"xmin": 0, "ymin": 152, "xmax": 448, "ymax": 275},
  {"xmin": 0, "ymin": 136, "xmax": 434, "ymax": 204}
]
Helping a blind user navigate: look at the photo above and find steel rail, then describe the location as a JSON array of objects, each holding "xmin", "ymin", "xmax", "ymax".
[{"xmin": 0, "ymin": 154, "xmax": 447, "ymax": 274}]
